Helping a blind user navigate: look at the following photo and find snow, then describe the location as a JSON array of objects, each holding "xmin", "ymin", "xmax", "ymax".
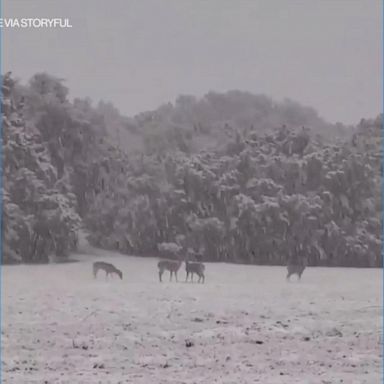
[{"xmin": 2, "ymin": 252, "xmax": 382, "ymax": 383}]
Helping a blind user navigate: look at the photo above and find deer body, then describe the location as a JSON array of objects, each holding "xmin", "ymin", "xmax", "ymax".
[
  {"xmin": 158, "ymin": 259, "xmax": 182, "ymax": 282},
  {"xmin": 185, "ymin": 260, "xmax": 205, "ymax": 283},
  {"xmin": 286, "ymin": 263, "xmax": 306, "ymax": 281},
  {"xmin": 93, "ymin": 261, "xmax": 123, "ymax": 280}
]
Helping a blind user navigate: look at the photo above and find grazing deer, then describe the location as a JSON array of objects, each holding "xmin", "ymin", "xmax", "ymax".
[
  {"xmin": 93, "ymin": 261, "xmax": 123, "ymax": 280},
  {"xmin": 286, "ymin": 262, "xmax": 306, "ymax": 281},
  {"xmin": 185, "ymin": 260, "xmax": 205, "ymax": 283},
  {"xmin": 158, "ymin": 259, "xmax": 182, "ymax": 282}
]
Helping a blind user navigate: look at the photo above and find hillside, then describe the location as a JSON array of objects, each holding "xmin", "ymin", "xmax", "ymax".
[{"xmin": 112, "ymin": 91, "xmax": 352, "ymax": 156}]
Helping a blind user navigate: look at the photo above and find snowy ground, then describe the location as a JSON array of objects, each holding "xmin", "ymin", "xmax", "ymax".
[{"xmin": 2, "ymin": 251, "xmax": 382, "ymax": 383}]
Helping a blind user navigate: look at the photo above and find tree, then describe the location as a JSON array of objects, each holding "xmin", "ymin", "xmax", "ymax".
[{"xmin": 2, "ymin": 73, "xmax": 81, "ymax": 263}]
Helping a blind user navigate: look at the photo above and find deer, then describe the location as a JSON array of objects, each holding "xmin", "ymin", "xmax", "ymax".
[
  {"xmin": 157, "ymin": 259, "xmax": 183, "ymax": 282},
  {"xmin": 93, "ymin": 261, "xmax": 123, "ymax": 280},
  {"xmin": 185, "ymin": 260, "xmax": 205, "ymax": 283},
  {"xmin": 286, "ymin": 257, "xmax": 307, "ymax": 281}
]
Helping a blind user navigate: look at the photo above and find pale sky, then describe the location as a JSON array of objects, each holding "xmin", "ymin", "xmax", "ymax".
[{"xmin": 3, "ymin": 0, "xmax": 382, "ymax": 124}]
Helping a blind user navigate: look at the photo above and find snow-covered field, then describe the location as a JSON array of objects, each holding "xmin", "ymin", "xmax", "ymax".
[{"xmin": 2, "ymin": 252, "xmax": 382, "ymax": 383}]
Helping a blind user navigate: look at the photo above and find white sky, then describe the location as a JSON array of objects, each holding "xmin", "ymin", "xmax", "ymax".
[{"xmin": 3, "ymin": 0, "xmax": 383, "ymax": 124}]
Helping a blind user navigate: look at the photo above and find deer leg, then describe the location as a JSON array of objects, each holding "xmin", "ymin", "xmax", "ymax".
[
  {"xmin": 185, "ymin": 271, "xmax": 189, "ymax": 282},
  {"xmin": 170, "ymin": 270, "xmax": 173, "ymax": 282},
  {"xmin": 159, "ymin": 270, "xmax": 163, "ymax": 282}
]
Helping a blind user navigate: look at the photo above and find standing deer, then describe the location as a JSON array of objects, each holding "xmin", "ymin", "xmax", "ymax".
[
  {"xmin": 185, "ymin": 260, "xmax": 205, "ymax": 283},
  {"xmin": 157, "ymin": 259, "xmax": 182, "ymax": 282},
  {"xmin": 93, "ymin": 261, "xmax": 123, "ymax": 280},
  {"xmin": 286, "ymin": 256, "xmax": 307, "ymax": 281},
  {"xmin": 286, "ymin": 264, "xmax": 306, "ymax": 281}
]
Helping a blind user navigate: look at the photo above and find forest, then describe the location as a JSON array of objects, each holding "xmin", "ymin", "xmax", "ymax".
[{"xmin": 2, "ymin": 72, "xmax": 382, "ymax": 267}]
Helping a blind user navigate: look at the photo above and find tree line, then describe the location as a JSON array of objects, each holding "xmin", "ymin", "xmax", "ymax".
[{"xmin": 2, "ymin": 72, "xmax": 381, "ymax": 267}]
